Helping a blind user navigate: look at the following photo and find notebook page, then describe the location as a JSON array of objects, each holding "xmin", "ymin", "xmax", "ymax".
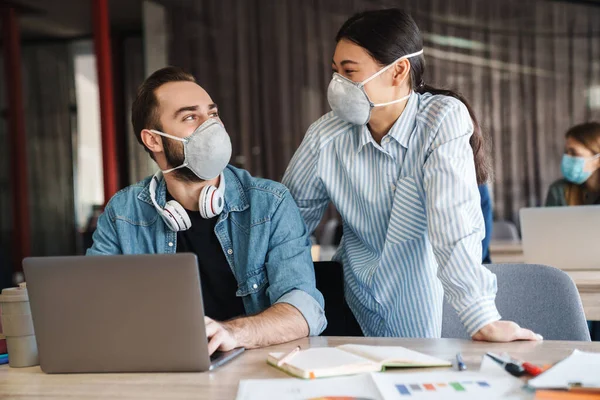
[
  {"xmin": 338, "ymin": 344, "xmax": 452, "ymax": 367},
  {"xmin": 269, "ymin": 347, "xmax": 378, "ymax": 373}
]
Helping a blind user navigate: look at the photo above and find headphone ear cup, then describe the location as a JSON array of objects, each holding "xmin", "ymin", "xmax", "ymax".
[
  {"xmin": 212, "ymin": 188, "xmax": 224, "ymax": 216},
  {"xmin": 199, "ymin": 185, "xmax": 214, "ymax": 219},
  {"xmin": 158, "ymin": 211, "xmax": 179, "ymax": 232},
  {"xmin": 163, "ymin": 201, "xmax": 192, "ymax": 231},
  {"xmin": 199, "ymin": 185, "xmax": 221, "ymax": 219}
]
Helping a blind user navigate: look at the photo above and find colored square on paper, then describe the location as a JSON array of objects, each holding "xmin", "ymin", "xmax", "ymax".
[
  {"xmin": 396, "ymin": 384, "xmax": 411, "ymax": 396},
  {"xmin": 409, "ymin": 384, "xmax": 422, "ymax": 391},
  {"xmin": 436, "ymin": 383, "xmax": 448, "ymax": 387},
  {"xmin": 423, "ymin": 384, "xmax": 436, "ymax": 391},
  {"xmin": 450, "ymin": 382, "xmax": 466, "ymax": 392},
  {"xmin": 477, "ymin": 381, "xmax": 490, "ymax": 387}
]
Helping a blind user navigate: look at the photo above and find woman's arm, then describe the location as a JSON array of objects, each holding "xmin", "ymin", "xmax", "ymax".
[
  {"xmin": 282, "ymin": 124, "xmax": 330, "ymax": 234},
  {"xmin": 424, "ymin": 99, "xmax": 539, "ymax": 342}
]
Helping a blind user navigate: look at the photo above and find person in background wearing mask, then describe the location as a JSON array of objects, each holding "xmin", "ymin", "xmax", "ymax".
[
  {"xmin": 545, "ymin": 122, "xmax": 600, "ymax": 340},
  {"xmin": 546, "ymin": 122, "xmax": 600, "ymax": 206},
  {"xmin": 283, "ymin": 9, "xmax": 541, "ymax": 342},
  {"xmin": 88, "ymin": 67, "xmax": 326, "ymax": 354}
]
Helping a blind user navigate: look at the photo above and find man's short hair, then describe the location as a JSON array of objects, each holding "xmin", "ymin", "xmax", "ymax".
[{"xmin": 131, "ymin": 66, "xmax": 196, "ymax": 156}]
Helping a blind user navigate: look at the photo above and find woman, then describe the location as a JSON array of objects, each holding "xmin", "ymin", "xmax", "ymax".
[
  {"xmin": 283, "ymin": 9, "xmax": 540, "ymax": 342},
  {"xmin": 546, "ymin": 122, "xmax": 600, "ymax": 206},
  {"xmin": 544, "ymin": 122, "xmax": 600, "ymax": 341}
]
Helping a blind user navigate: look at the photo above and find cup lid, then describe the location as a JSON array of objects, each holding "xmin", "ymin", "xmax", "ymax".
[{"xmin": 0, "ymin": 287, "xmax": 29, "ymax": 302}]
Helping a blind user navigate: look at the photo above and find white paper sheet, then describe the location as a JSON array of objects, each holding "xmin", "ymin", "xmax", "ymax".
[
  {"xmin": 235, "ymin": 374, "xmax": 383, "ymax": 400},
  {"xmin": 236, "ymin": 367, "xmax": 526, "ymax": 400},
  {"xmin": 528, "ymin": 350, "xmax": 600, "ymax": 390}
]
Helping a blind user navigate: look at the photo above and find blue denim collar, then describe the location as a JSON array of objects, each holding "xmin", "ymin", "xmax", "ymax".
[{"xmin": 136, "ymin": 166, "xmax": 249, "ymax": 214}]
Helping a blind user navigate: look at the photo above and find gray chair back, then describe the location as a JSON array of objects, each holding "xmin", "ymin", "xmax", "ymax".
[
  {"xmin": 492, "ymin": 220, "xmax": 520, "ymax": 241},
  {"xmin": 442, "ymin": 264, "xmax": 590, "ymax": 341}
]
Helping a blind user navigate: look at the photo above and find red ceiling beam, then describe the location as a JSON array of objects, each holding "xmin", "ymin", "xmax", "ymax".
[
  {"xmin": 92, "ymin": 0, "xmax": 119, "ymax": 202},
  {"xmin": 1, "ymin": 6, "xmax": 31, "ymax": 274}
]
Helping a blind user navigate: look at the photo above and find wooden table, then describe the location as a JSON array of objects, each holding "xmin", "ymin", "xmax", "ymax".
[
  {"xmin": 1, "ymin": 337, "xmax": 599, "ymax": 399},
  {"xmin": 489, "ymin": 240, "xmax": 526, "ymax": 264}
]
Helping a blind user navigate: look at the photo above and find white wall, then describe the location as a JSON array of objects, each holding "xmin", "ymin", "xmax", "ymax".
[{"xmin": 72, "ymin": 40, "xmax": 104, "ymax": 230}]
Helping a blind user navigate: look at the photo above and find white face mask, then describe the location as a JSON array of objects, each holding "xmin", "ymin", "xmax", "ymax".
[
  {"xmin": 150, "ymin": 118, "xmax": 232, "ymax": 180},
  {"xmin": 327, "ymin": 49, "xmax": 424, "ymax": 125}
]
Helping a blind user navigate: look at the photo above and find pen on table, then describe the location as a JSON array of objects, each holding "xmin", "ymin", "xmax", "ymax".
[
  {"xmin": 518, "ymin": 360, "xmax": 543, "ymax": 377},
  {"xmin": 277, "ymin": 346, "xmax": 301, "ymax": 367},
  {"xmin": 486, "ymin": 352, "xmax": 526, "ymax": 377},
  {"xmin": 456, "ymin": 352, "xmax": 467, "ymax": 371},
  {"xmin": 501, "ymin": 352, "xmax": 544, "ymax": 377}
]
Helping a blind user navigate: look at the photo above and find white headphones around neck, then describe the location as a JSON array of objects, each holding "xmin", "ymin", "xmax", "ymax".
[{"xmin": 148, "ymin": 171, "xmax": 226, "ymax": 231}]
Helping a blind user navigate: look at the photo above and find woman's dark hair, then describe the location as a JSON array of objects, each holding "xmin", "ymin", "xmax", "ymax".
[{"xmin": 336, "ymin": 8, "xmax": 490, "ymax": 184}]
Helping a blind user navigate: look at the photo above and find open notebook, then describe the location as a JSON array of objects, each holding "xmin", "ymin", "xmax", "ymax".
[{"xmin": 267, "ymin": 344, "xmax": 452, "ymax": 379}]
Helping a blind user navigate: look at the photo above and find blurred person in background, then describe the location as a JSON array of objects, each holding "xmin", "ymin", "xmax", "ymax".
[
  {"xmin": 544, "ymin": 121, "xmax": 600, "ymax": 340},
  {"xmin": 479, "ymin": 184, "xmax": 493, "ymax": 264},
  {"xmin": 546, "ymin": 122, "xmax": 600, "ymax": 207}
]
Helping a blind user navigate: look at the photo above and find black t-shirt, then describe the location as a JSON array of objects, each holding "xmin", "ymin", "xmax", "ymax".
[{"xmin": 168, "ymin": 193, "xmax": 245, "ymax": 321}]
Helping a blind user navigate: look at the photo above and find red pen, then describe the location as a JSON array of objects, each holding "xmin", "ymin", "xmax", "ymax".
[
  {"xmin": 499, "ymin": 352, "xmax": 544, "ymax": 377},
  {"xmin": 520, "ymin": 361, "xmax": 543, "ymax": 377}
]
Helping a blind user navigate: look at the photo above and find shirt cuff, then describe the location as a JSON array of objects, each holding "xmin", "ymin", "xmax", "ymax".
[
  {"xmin": 275, "ymin": 289, "xmax": 327, "ymax": 336},
  {"xmin": 457, "ymin": 296, "xmax": 502, "ymax": 337}
]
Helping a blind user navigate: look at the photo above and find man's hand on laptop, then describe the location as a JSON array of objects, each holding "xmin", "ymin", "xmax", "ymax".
[
  {"xmin": 205, "ymin": 317, "xmax": 238, "ymax": 355},
  {"xmin": 204, "ymin": 303, "xmax": 310, "ymax": 355}
]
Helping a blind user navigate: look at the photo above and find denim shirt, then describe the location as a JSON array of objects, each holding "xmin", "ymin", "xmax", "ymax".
[{"xmin": 87, "ymin": 165, "xmax": 326, "ymax": 335}]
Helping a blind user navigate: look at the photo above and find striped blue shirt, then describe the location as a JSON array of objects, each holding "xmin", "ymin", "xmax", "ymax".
[{"xmin": 282, "ymin": 92, "xmax": 501, "ymax": 338}]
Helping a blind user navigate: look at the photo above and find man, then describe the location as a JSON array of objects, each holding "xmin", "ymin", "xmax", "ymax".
[{"xmin": 88, "ymin": 66, "xmax": 326, "ymax": 354}]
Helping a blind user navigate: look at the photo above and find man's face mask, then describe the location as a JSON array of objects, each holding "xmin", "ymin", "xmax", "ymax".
[
  {"xmin": 151, "ymin": 118, "xmax": 232, "ymax": 180},
  {"xmin": 327, "ymin": 49, "xmax": 423, "ymax": 125}
]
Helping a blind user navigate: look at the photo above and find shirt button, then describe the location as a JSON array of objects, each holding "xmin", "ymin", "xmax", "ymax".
[
  {"xmin": 168, "ymin": 242, "xmax": 174, "ymax": 247},
  {"xmin": 227, "ymin": 249, "xmax": 233, "ymax": 255},
  {"xmin": 252, "ymin": 284, "xmax": 258, "ymax": 289},
  {"xmin": 391, "ymin": 184, "xmax": 396, "ymax": 191}
]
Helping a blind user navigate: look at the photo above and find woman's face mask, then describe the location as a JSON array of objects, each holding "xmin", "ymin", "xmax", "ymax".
[
  {"xmin": 327, "ymin": 49, "xmax": 423, "ymax": 125},
  {"xmin": 561, "ymin": 137, "xmax": 600, "ymax": 185},
  {"xmin": 561, "ymin": 153, "xmax": 600, "ymax": 185}
]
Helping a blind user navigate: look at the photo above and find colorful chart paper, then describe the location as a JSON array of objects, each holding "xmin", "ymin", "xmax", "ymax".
[{"xmin": 395, "ymin": 381, "xmax": 492, "ymax": 396}]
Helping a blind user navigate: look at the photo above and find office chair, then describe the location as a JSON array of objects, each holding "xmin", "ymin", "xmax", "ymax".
[
  {"xmin": 313, "ymin": 261, "xmax": 363, "ymax": 336},
  {"xmin": 492, "ymin": 220, "xmax": 520, "ymax": 241},
  {"xmin": 442, "ymin": 264, "xmax": 590, "ymax": 341}
]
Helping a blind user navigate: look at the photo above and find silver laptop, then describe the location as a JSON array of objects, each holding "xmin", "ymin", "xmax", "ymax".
[
  {"xmin": 23, "ymin": 254, "xmax": 244, "ymax": 373},
  {"xmin": 520, "ymin": 205, "xmax": 600, "ymax": 270}
]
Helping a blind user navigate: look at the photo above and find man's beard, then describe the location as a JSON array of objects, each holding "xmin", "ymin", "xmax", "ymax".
[{"xmin": 163, "ymin": 137, "xmax": 204, "ymax": 183}]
